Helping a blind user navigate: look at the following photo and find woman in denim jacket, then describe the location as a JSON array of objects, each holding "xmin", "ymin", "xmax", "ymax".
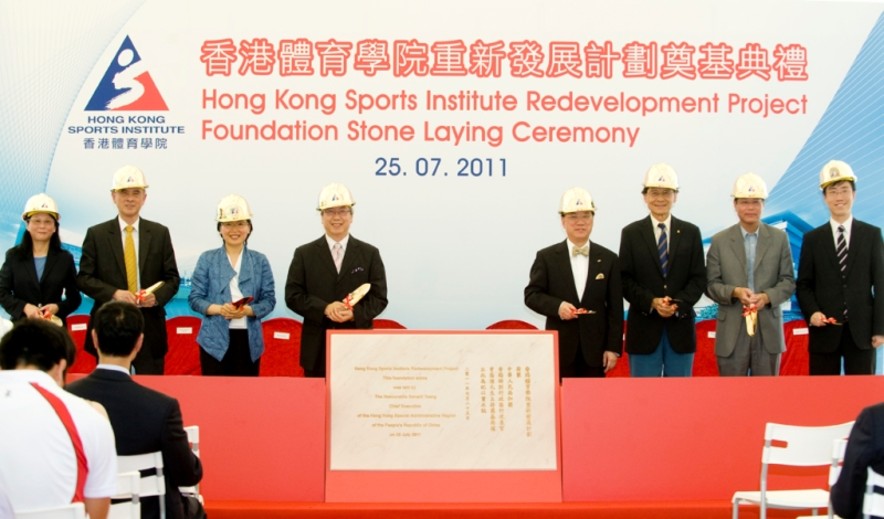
[{"xmin": 188, "ymin": 194, "xmax": 275, "ymax": 375}]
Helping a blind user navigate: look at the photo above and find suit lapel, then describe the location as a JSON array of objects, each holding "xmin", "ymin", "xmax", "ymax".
[
  {"xmin": 40, "ymin": 248, "xmax": 61, "ymax": 288},
  {"xmin": 728, "ymin": 226, "xmax": 747, "ymax": 275},
  {"xmin": 316, "ymin": 236, "xmax": 338, "ymax": 277},
  {"xmin": 138, "ymin": 221, "xmax": 152, "ymax": 274},
  {"xmin": 754, "ymin": 224, "xmax": 770, "ymax": 270},
  {"xmin": 236, "ymin": 249, "xmax": 252, "ymax": 286},
  {"xmin": 821, "ymin": 225, "xmax": 840, "ymax": 272},
  {"xmin": 556, "ymin": 241, "xmax": 581, "ymax": 302},
  {"xmin": 668, "ymin": 217, "xmax": 683, "ymax": 272},
  {"xmin": 338, "ymin": 237, "xmax": 360, "ymax": 279},
  {"xmin": 21, "ymin": 250, "xmax": 40, "ymax": 288},
  {"xmin": 106, "ymin": 220, "xmax": 126, "ymax": 279},
  {"xmin": 641, "ymin": 219, "xmax": 664, "ymax": 277},
  {"xmin": 845, "ymin": 221, "xmax": 858, "ymax": 273},
  {"xmin": 583, "ymin": 242, "xmax": 605, "ymax": 303}
]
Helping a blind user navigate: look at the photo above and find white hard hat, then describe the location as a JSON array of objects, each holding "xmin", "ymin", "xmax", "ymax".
[
  {"xmin": 317, "ymin": 183, "xmax": 355, "ymax": 211},
  {"xmin": 111, "ymin": 165, "xmax": 149, "ymax": 191},
  {"xmin": 818, "ymin": 160, "xmax": 857, "ymax": 190},
  {"xmin": 643, "ymin": 163, "xmax": 679, "ymax": 191},
  {"xmin": 216, "ymin": 194, "xmax": 253, "ymax": 222},
  {"xmin": 559, "ymin": 187, "xmax": 596, "ymax": 214},
  {"xmin": 731, "ymin": 173, "xmax": 768, "ymax": 199},
  {"xmin": 22, "ymin": 193, "xmax": 60, "ymax": 221}
]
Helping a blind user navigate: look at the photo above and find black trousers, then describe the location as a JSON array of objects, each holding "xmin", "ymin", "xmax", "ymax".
[
  {"xmin": 200, "ymin": 329, "xmax": 260, "ymax": 376},
  {"xmin": 809, "ymin": 322, "xmax": 875, "ymax": 375}
]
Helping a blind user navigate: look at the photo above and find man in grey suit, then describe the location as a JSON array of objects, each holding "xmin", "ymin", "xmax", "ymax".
[
  {"xmin": 77, "ymin": 165, "xmax": 180, "ymax": 374},
  {"xmin": 706, "ymin": 173, "xmax": 795, "ymax": 376},
  {"xmin": 285, "ymin": 183, "xmax": 388, "ymax": 378}
]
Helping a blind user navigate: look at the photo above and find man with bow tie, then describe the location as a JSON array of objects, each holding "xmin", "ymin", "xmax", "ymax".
[
  {"xmin": 619, "ymin": 164, "xmax": 706, "ymax": 377},
  {"xmin": 525, "ymin": 187, "xmax": 623, "ymax": 379}
]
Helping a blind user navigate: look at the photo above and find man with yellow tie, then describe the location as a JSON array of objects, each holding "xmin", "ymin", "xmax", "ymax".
[
  {"xmin": 525, "ymin": 187, "xmax": 623, "ymax": 379},
  {"xmin": 77, "ymin": 165, "xmax": 180, "ymax": 374}
]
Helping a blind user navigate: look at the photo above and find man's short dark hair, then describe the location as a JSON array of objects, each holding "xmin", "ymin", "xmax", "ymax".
[
  {"xmin": 822, "ymin": 179, "xmax": 856, "ymax": 195},
  {"xmin": 93, "ymin": 301, "xmax": 144, "ymax": 357},
  {"xmin": 0, "ymin": 319, "xmax": 75, "ymax": 371}
]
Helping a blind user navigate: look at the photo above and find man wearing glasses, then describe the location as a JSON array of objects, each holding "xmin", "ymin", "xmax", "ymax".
[
  {"xmin": 619, "ymin": 164, "xmax": 706, "ymax": 377},
  {"xmin": 285, "ymin": 183, "xmax": 388, "ymax": 378},
  {"xmin": 525, "ymin": 187, "xmax": 623, "ymax": 379},
  {"xmin": 797, "ymin": 160, "xmax": 884, "ymax": 375}
]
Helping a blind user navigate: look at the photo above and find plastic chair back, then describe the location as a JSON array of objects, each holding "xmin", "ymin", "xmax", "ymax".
[
  {"xmin": 864, "ymin": 466, "xmax": 884, "ymax": 519},
  {"xmin": 118, "ymin": 450, "xmax": 165, "ymax": 517},
  {"xmin": 179, "ymin": 425, "xmax": 203, "ymax": 504},
  {"xmin": 109, "ymin": 470, "xmax": 141, "ymax": 519}
]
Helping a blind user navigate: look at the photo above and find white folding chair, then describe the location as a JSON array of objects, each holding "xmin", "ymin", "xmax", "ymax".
[
  {"xmin": 732, "ymin": 421, "xmax": 855, "ymax": 519},
  {"xmin": 180, "ymin": 425, "xmax": 203, "ymax": 504},
  {"xmin": 795, "ymin": 437, "xmax": 849, "ymax": 519},
  {"xmin": 109, "ymin": 470, "xmax": 141, "ymax": 519},
  {"xmin": 118, "ymin": 450, "xmax": 166, "ymax": 519},
  {"xmin": 863, "ymin": 466, "xmax": 884, "ymax": 519},
  {"xmin": 16, "ymin": 502, "xmax": 86, "ymax": 519}
]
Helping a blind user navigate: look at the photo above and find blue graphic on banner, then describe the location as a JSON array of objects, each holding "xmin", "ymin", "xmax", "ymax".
[
  {"xmin": 765, "ymin": 11, "xmax": 884, "ymax": 228},
  {"xmin": 85, "ymin": 35, "xmax": 168, "ymax": 111}
]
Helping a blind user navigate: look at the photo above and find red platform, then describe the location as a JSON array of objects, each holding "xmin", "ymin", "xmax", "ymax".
[{"xmin": 123, "ymin": 372, "xmax": 884, "ymax": 519}]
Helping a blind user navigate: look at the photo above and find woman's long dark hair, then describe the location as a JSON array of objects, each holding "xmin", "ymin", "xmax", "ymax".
[{"xmin": 14, "ymin": 215, "xmax": 62, "ymax": 259}]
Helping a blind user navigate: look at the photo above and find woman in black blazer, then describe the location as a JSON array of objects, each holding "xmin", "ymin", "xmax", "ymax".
[{"xmin": 0, "ymin": 194, "xmax": 81, "ymax": 324}]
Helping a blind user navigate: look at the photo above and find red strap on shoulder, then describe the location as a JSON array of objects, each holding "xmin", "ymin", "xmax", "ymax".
[{"xmin": 30, "ymin": 382, "xmax": 89, "ymax": 503}]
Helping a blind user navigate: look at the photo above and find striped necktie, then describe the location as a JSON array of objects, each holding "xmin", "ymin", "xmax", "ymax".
[
  {"xmin": 837, "ymin": 225, "xmax": 848, "ymax": 320},
  {"xmin": 836, "ymin": 225, "xmax": 848, "ymax": 274},
  {"xmin": 657, "ymin": 223, "xmax": 669, "ymax": 277}
]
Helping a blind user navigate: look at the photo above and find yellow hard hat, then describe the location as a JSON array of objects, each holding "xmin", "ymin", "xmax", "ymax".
[
  {"xmin": 317, "ymin": 183, "xmax": 355, "ymax": 211},
  {"xmin": 732, "ymin": 173, "xmax": 768, "ymax": 199},
  {"xmin": 22, "ymin": 193, "xmax": 60, "ymax": 221},
  {"xmin": 818, "ymin": 160, "xmax": 857, "ymax": 190},
  {"xmin": 111, "ymin": 165, "xmax": 149, "ymax": 191},
  {"xmin": 643, "ymin": 163, "xmax": 679, "ymax": 191},
  {"xmin": 559, "ymin": 187, "xmax": 595, "ymax": 214},
  {"xmin": 216, "ymin": 194, "xmax": 253, "ymax": 222}
]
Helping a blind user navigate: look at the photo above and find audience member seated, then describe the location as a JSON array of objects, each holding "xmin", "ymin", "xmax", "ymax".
[
  {"xmin": 831, "ymin": 402, "xmax": 884, "ymax": 519},
  {"xmin": 67, "ymin": 301, "xmax": 204, "ymax": 519},
  {"xmin": 0, "ymin": 319, "xmax": 117, "ymax": 518}
]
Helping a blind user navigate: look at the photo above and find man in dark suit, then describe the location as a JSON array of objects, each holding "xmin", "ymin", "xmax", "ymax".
[
  {"xmin": 706, "ymin": 173, "xmax": 795, "ymax": 376},
  {"xmin": 619, "ymin": 164, "xmax": 706, "ymax": 377},
  {"xmin": 66, "ymin": 301, "xmax": 203, "ymax": 519},
  {"xmin": 77, "ymin": 165, "xmax": 180, "ymax": 374},
  {"xmin": 831, "ymin": 402, "xmax": 884, "ymax": 519},
  {"xmin": 285, "ymin": 183, "xmax": 388, "ymax": 377},
  {"xmin": 525, "ymin": 187, "xmax": 623, "ymax": 379},
  {"xmin": 797, "ymin": 160, "xmax": 884, "ymax": 375}
]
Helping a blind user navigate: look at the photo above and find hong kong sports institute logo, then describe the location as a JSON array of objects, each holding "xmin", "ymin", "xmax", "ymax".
[{"xmin": 86, "ymin": 36, "xmax": 168, "ymax": 111}]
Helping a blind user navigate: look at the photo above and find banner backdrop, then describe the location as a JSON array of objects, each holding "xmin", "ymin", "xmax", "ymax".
[{"xmin": 0, "ymin": 0, "xmax": 881, "ymax": 331}]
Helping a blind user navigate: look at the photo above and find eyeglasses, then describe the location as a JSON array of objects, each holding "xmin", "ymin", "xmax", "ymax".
[
  {"xmin": 645, "ymin": 189, "xmax": 675, "ymax": 199},
  {"xmin": 28, "ymin": 216, "xmax": 56, "ymax": 226},
  {"xmin": 825, "ymin": 185, "xmax": 853, "ymax": 197},
  {"xmin": 323, "ymin": 208, "xmax": 352, "ymax": 217}
]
